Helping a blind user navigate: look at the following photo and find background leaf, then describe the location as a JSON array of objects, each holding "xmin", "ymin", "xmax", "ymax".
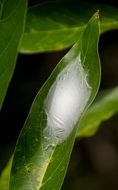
[
  {"xmin": 0, "ymin": 159, "xmax": 12, "ymax": 190},
  {"xmin": 76, "ymin": 87, "xmax": 118, "ymax": 137},
  {"xmin": 0, "ymin": 0, "xmax": 27, "ymax": 109},
  {"xmin": 9, "ymin": 13, "xmax": 100, "ymax": 190},
  {"xmin": 20, "ymin": 1, "xmax": 118, "ymax": 53}
]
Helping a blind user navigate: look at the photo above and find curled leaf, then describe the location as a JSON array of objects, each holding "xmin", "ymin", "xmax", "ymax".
[{"xmin": 9, "ymin": 13, "xmax": 100, "ymax": 190}]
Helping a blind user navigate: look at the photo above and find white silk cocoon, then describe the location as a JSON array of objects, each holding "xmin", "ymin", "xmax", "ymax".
[{"xmin": 44, "ymin": 56, "xmax": 91, "ymax": 146}]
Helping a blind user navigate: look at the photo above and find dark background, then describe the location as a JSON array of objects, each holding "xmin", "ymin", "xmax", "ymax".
[{"xmin": 0, "ymin": 0, "xmax": 118, "ymax": 189}]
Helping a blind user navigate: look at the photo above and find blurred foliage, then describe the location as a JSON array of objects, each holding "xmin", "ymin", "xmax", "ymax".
[
  {"xmin": 0, "ymin": 159, "xmax": 12, "ymax": 190},
  {"xmin": 77, "ymin": 87, "xmax": 118, "ymax": 137}
]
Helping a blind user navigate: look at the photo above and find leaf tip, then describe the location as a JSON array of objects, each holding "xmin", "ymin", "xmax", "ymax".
[{"xmin": 95, "ymin": 10, "xmax": 100, "ymax": 19}]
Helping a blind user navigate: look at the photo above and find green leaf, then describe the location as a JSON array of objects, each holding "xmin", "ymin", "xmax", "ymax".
[
  {"xmin": 76, "ymin": 87, "xmax": 118, "ymax": 137},
  {"xmin": 9, "ymin": 13, "xmax": 100, "ymax": 190},
  {"xmin": 0, "ymin": 0, "xmax": 27, "ymax": 109},
  {"xmin": 0, "ymin": 159, "xmax": 12, "ymax": 190},
  {"xmin": 20, "ymin": 2, "xmax": 118, "ymax": 53}
]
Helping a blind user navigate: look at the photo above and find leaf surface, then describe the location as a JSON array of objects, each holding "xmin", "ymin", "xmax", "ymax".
[
  {"xmin": 9, "ymin": 13, "xmax": 100, "ymax": 190},
  {"xmin": 0, "ymin": 0, "xmax": 27, "ymax": 109},
  {"xmin": 20, "ymin": 2, "xmax": 118, "ymax": 53}
]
